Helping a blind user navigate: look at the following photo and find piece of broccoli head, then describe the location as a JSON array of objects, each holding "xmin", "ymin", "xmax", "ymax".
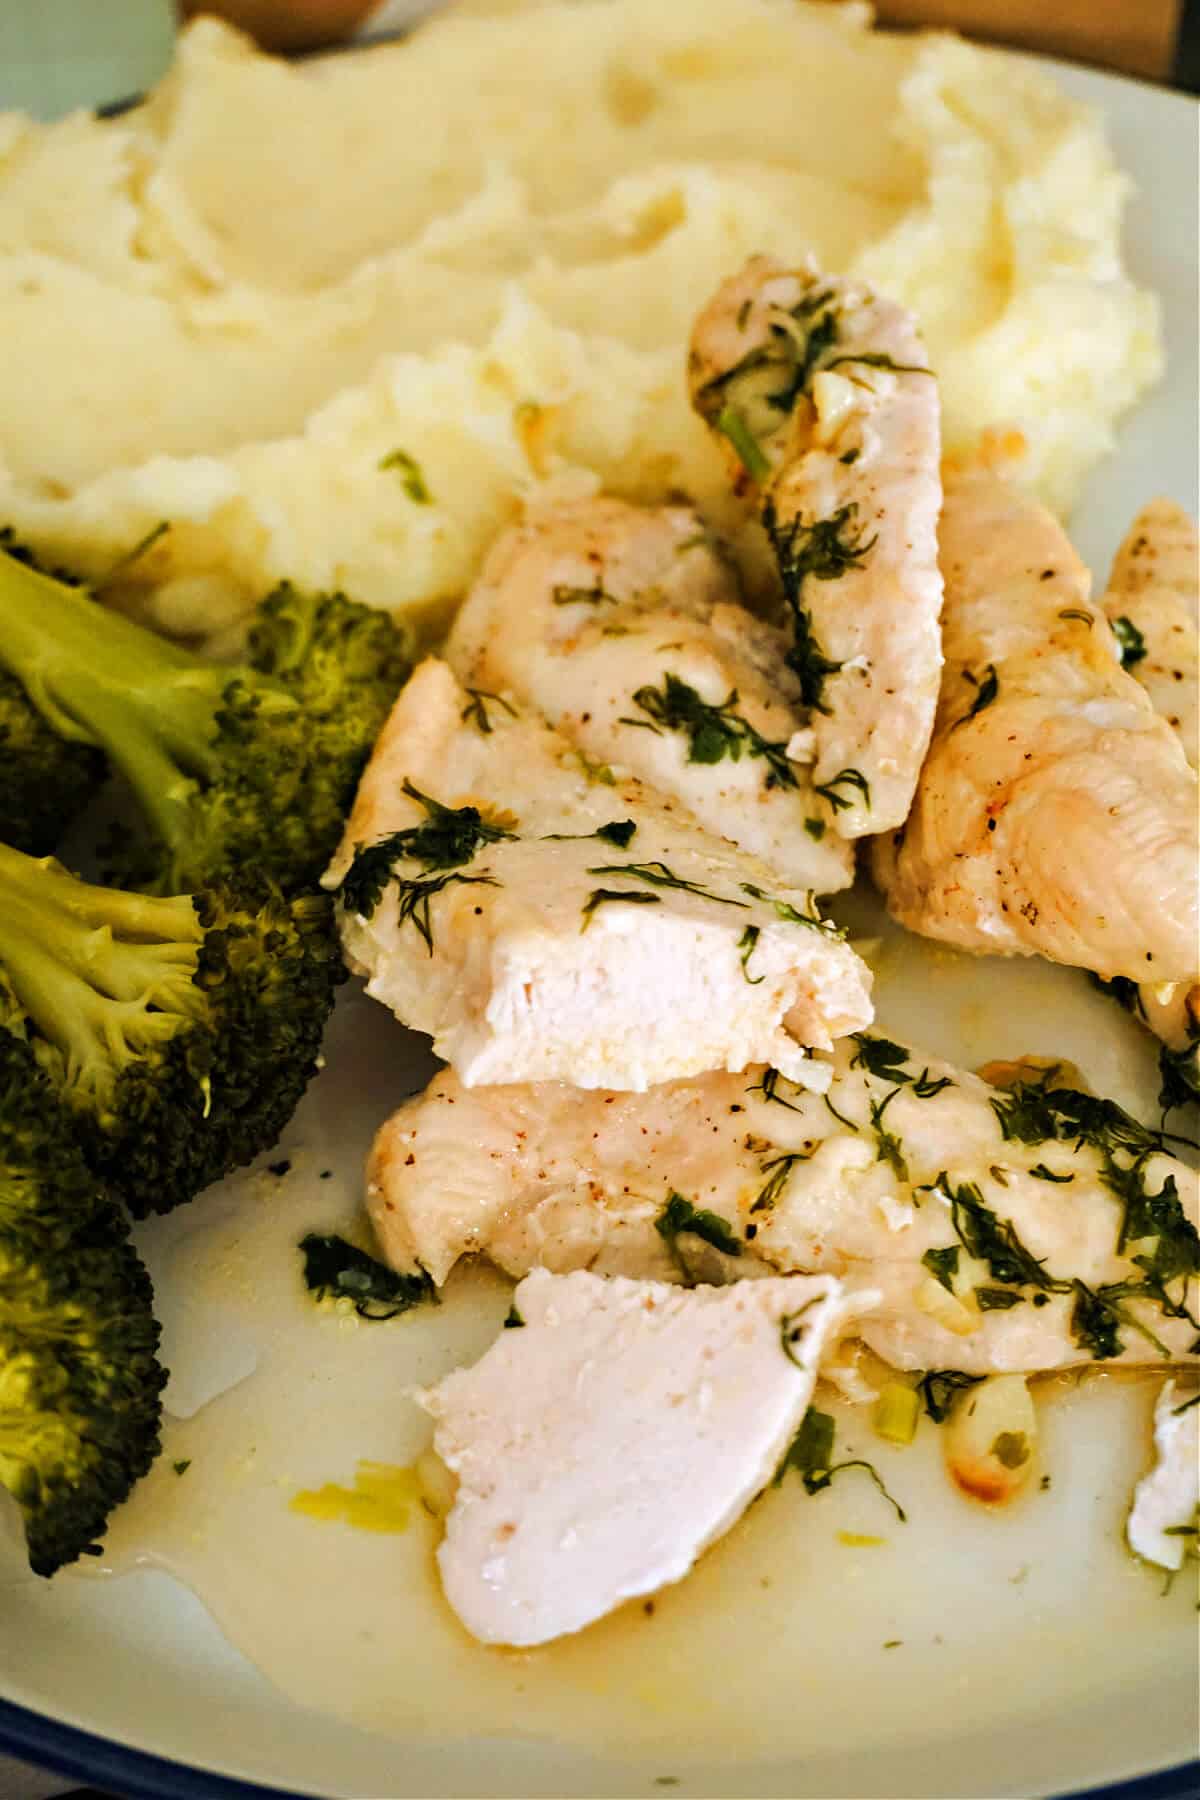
[
  {"xmin": 0, "ymin": 545, "xmax": 410, "ymax": 894},
  {"xmin": 0, "ymin": 1027, "xmax": 166, "ymax": 1576},
  {"xmin": 0, "ymin": 842, "xmax": 344, "ymax": 1217}
]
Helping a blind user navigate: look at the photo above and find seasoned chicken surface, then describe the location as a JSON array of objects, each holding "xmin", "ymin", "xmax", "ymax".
[
  {"xmin": 873, "ymin": 469, "xmax": 1199, "ymax": 984},
  {"xmin": 1102, "ymin": 500, "xmax": 1198, "ymax": 767},
  {"xmin": 325, "ymin": 658, "xmax": 872, "ymax": 1092},
  {"xmin": 689, "ymin": 256, "xmax": 943, "ymax": 837},
  {"xmin": 419, "ymin": 1268, "xmax": 859, "ymax": 1647},
  {"xmin": 1126, "ymin": 1378, "xmax": 1200, "ymax": 1571},
  {"xmin": 444, "ymin": 496, "xmax": 854, "ymax": 894},
  {"xmin": 369, "ymin": 1034, "xmax": 1199, "ymax": 1376}
]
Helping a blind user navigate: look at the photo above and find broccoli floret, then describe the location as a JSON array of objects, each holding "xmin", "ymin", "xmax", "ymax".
[
  {"xmin": 0, "ymin": 547, "xmax": 409, "ymax": 894},
  {"xmin": 0, "ymin": 668, "xmax": 107, "ymax": 857},
  {"xmin": 0, "ymin": 842, "xmax": 344, "ymax": 1217},
  {"xmin": 0, "ymin": 1029, "xmax": 166, "ymax": 1576}
]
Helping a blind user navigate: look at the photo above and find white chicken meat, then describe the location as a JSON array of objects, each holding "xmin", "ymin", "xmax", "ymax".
[
  {"xmin": 873, "ymin": 467, "xmax": 1199, "ymax": 985},
  {"xmin": 418, "ymin": 1268, "xmax": 862, "ymax": 1647},
  {"xmin": 1125, "ymin": 1379, "xmax": 1199, "ymax": 1572},
  {"xmin": 369, "ymin": 1034, "xmax": 1199, "ymax": 1376},
  {"xmin": 444, "ymin": 495, "xmax": 854, "ymax": 894},
  {"xmin": 325, "ymin": 658, "xmax": 872, "ymax": 1092},
  {"xmin": 689, "ymin": 255, "xmax": 943, "ymax": 838}
]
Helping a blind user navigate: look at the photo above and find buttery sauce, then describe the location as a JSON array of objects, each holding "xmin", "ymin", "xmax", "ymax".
[{"xmin": 46, "ymin": 897, "xmax": 1199, "ymax": 1769}]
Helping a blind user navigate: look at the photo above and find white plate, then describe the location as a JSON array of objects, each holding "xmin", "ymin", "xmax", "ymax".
[{"xmin": 0, "ymin": 47, "xmax": 1197, "ymax": 1800}]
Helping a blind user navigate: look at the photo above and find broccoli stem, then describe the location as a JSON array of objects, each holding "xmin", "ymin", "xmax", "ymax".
[
  {"xmin": 0, "ymin": 550, "xmax": 289, "ymax": 852},
  {"xmin": 0, "ymin": 846, "xmax": 203, "ymax": 1100}
]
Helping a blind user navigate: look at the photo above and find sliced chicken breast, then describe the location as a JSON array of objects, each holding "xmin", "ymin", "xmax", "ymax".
[
  {"xmin": 444, "ymin": 496, "xmax": 854, "ymax": 894},
  {"xmin": 873, "ymin": 468, "xmax": 1199, "ymax": 985},
  {"xmin": 418, "ymin": 1267, "xmax": 861, "ymax": 1646},
  {"xmin": 1102, "ymin": 500, "xmax": 1198, "ymax": 767},
  {"xmin": 325, "ymin": 658, "xmax": 871, "ymax": 1091},
  {"xmin": 1126, "ymin": 1379, "xmax": 1199, "ymax": 1571},
  {"xmin": 369, "ymin": 1035, "xmax": 1199, "ymax": 1376},
  {"xmin": 689, "ymin": 256, "xmax": 942, "ymax": 838},
  {"xmin": 1099, "ymin": 502, "xmax": 1199, "ymax": 1095}
]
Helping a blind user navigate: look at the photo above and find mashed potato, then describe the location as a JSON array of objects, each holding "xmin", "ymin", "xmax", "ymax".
[{"xmin": 0, "ymin": 0, "xmax": 1161, "ymax": 639}]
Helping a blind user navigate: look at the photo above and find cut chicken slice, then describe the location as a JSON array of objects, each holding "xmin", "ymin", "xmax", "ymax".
[
  {"xmin": 369, "ymin": 1035, "xmax": 1199, "ymax": 1376},
  {"xmin": 1102, "ymin": 500, "xmax": 1198, "ymax": 768},
  {"xmin": 417, "ymin": 1267, "xmax": 861, "ymax": 1647},
  {"xmin": 444, "ymin": 496, "xmax": 854, "ymax": 894},
  {"xmin": 873, "ymin": 468, "xmax": 1199, "ymax": 985},
  {"xmin": 688, "ymin": 256, "xmax": 942, "ymax": 837},
  {"xmin": 1099, "ymin": 502, "xmax": 1199, "ymax": 1100},
  {"xmin": 325, "ymin": 658, "xmax": 871, "ymax": 1091},
  {"xmin": 1126, "ymin": 1379, "xmax": 1199, "ymax": 1571}
]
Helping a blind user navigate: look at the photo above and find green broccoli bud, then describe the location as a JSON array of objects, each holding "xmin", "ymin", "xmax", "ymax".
[
  {"xmin": 0, "ymin": 843, "xmax": 344, "ymax": 1217},
  {"xmin": 0, "ymin": 546, "xmax": 410, "ymax": 895},
  {"xmin": 0, "ymin": 1029, "xmax": 166, "ymax": 1576}
]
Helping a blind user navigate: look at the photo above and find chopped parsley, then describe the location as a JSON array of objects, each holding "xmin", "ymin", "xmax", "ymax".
[
  {"xmin": 300, "ymin": 1232, "xmax": 436, "ymax": 1320},
  {"xmin": 580, "ymin": 888, "xmax": 661, "ymax": 930},
  {"xmin": 460, "ymin": 688, "xmax": 517, "ymax": 735},
  {"xmin": 956, "ymin": 663, "xmax": 999, "ymax": 726},
  {"xmin": 654, "ymin": 1194, "xmax": 741, "ymax": 1277},
  {"xmin": 764, "ymin": 498, "xmax": 876, "ymax": 710},
  {"xmin": 776, "ymin": 1407, "xmax": 906, "ymax": 1520},
  {"xmin": 752, "ymin": 1149, "xmax": 810, "ymax": 1213},
  {"xmin": 339, "ymin": 781, "xmax": 515, "ymax": 922},
  {"xmin": 921, "ymin": 1245, "xmax": 960, "ymax": 1293},
  {"xmin": 378, "ymin": 448, "xmax": 432, "ymax": 504},
  {"xmin": 588, "ymin": 859, "xmax": 749, "ymax": 908},
  {"xmin": 626, "ymin": 673, "xmax": 797, "ymax": 789},
  {"xmin": 738, "ymin": 924, "xmax": 764, "ymax": 984},
  {"xmin": 917, "ymin": 1371, "xmax": 983, "ymax": 1424},
  {"xmin": 551, "ymin": 583, "xmax": 617, "ymax": 608},
  {"xmin": 814, "ymin": 767, "xmax": 871, "ymax": 814},
  {"xmin": 1111, "ymin": 615, "xmax": 1147, "ymax": 668}
]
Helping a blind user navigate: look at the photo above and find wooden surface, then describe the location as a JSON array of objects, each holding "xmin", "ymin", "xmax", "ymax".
[{"xmin": 872, "ymin": 0, "xmax": 1181, "ymax": 79}]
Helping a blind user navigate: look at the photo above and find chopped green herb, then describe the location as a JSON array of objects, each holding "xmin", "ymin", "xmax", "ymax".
[
  {"xmin": 392, "ymin": 870, "xmax": 501, "ymax": 953},
  {"xmin": 379, "ymin": 448, "xmax": 432, "ymax": 504},
  {"xmin": 172, "ymin": 1459, "xmax": 191, "ymax": 1477},
  {"xmin": 1157, "ymin": 1035, "xmax": 1200, "ymax": 1114},
  {"xmin": 763, "ymin": 498, "xmax": 876, "ymax": 710},
  {"xmin": 716, "ymin": 405, "xmax": 771, "ymax": 481},
  {"xmin": 339, "ymin": 781, "xmax": 514, "ymax": 921},
  {"xmin": 747, "ymin": 1067, "xmax": 807, "ymax": 1113},
  {"xmin": 778, "ymin": 1294, "xmax": 823, "ymax": 1365},
  {"xmin": 1172, "ymin": 1393, "xmax": 1200, "ymax": 1415},
  {"xmin": 975, "ymin": 1286, "xmax": 1025, "ymax": 1311},
  {"xmin": 551, "ymin": 583, "xmax": 617, "ymax": 608},
  {"xmin": 917, "ymin": 1371, "xmax": 983, "ymax": 1424},
  {"xmin": 654, "ymin": 1193, "xmax": 741, "ymax": 1277},
  {"xmin": 1057, "ymin": 608, "xmax": 1094, "ymax": 626},
  {"xmin": 267, "ymin": 1159, "xmax": 292, "ymax": 1178},
  {"xmin": 546, "ymin": 820, "xmax": 637, "ymax": 848},
  {"xmin": 627, "ymin": 673, "xmax": 797, "ymax": 789},
  {"xmin": 921, "ymin": 1246, "xmax": 960, "ymax": 1293},
  {"xmin": 503, "ymin": 1303, "xmax": 525, "ymax": 1329},
  {"xmin": 580, "ymin": 888, "xmax": 661, "ymax": 930},
  {"xmin": 814, "ymin": 767, "xmax": 871, "ymax": 814},
  {"xmin": 738, "ymin": 881, "xmax": 837, "ymax": 933},
  {"xmin": 589, "ymin": 859, "xmax": 750, "ymax": 908},
  {"xmin": 868, "ymin": 1089, "xmax": 908, "ymax": 1180},
  {"xmin": 990, "ymin": 1431, "xmax": 1031, "ymax": 1469},
  {"xmin": 912, "ymin": 1070, "xmax": 954, "ymax": 1099},
  {"xmin": 804, "ymin": 817, "xmax": 826, "ymax": 840},
  {"xmin": 107, "ymin": 520, "xmax": 170, "ymax": 581},
  {"xmin": 738, "ymin": 924, "xmax": 764, "ymax": 984},
  {"xmin": 942, "ymin": 1174, "xmax": 1068, "ymax": 1295},
  {"xmin": 1111, "ymin": 615, "xmax": 1147, "ymax": 668},
  {"xmin": 824, "ymin": 1091, "xmax": 858, "ymax": 1132},
  {"xmin": 776, "ymin": 1407, "xmax": 906, "ymax": 1520},
  {"xmin": 1029, "ymin": 1163, "xmax": 1074, "ymax": 1183},
  {"xmin": 824, "ymin": 351, "xmax": 931, "ymax": 378},
  {"xmin": 752, "ymin": 1149, "xmax": 810, "ymax": 1213},
  {"xmin": 955, "ymin": 663, "xmax": 999, "ymax": 726},
  {"xmin": 850, "ymin": 1035, "xmax": 911, "ymax": 1084},
  {"xmin": 300, "ymin": 1232, "xmax": 436, "ymax": 1320},
  {"xmin": 460, "ymin": 688, "xmax": 517, "ymax": 735}
]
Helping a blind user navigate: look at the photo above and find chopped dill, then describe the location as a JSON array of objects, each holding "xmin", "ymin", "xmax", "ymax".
[
  {"xmin": 339, "ymin": 780, "xmax": 515, "ymax": 919},
  {"xmin": 917, "ymin": 1371, "xmax": 982, "ymax": 1424},
  {"xmin": 814, "ymin": 767, "xmax": 871, "ymax": 813},
  {"xmin": 299, "ymin": 1232, "xmax": 436, "ymax": 1320},
  {"xmin": 627, "ymin": 673, "xmax": 797, "ymax": 789},
  {"xmin": 738, "ymin": 924, "xmax": 764, "ymax": 985},
  {"xmin": 868, "ymin": 1088, "xmax": 908, "ymax": 1180},
  {"xmin": 589, "ymin": 859, "xmax": 750, "ymax": 908},
  {"xmin": 747, "ymin": 1067, "xmax": 808, "ymax": 1113},
  {"xmin": 739, "ymin": 881, "xmax": 837, "ymax": 933},
  {"xmin": 460, "ymin": 688, "xmax": 517, "ymax": 735},
  {"xmin": 580, "ymin": 888, "xmax": 661, "ymax": 930},
  {"xmin": 921, "ymin": 1246, "xmax": 960, "ymax": 1293},
  {"xmin": 805, "ymin": 817, "xmax": 826, "ymax": 840},
  {"xmin": 752, "ymin": 1149, "xmax": 810, "ymax": 1213},
  {"xmin": 654, "ymin": 1193, "xmax": 741, "ymax": 1277},
  {"xmin": 764, "ymin": 498, "xmax": 876, "ymax": 710},
  {"xmin": 975, "ymin": 1286, "xmax": 1025, "ymax": 1311},
  {"xmin": 956, "ymin": 663, "xmax": 999, "ymax": 725},
  {"xmin": 1111, "ymin": 615, "xmax": 1147, "ymax": 668},
  {"xmin": 378, "ymin": 448, "xmax": 432, "ymax": 504},
  {"xmin": 392, "ymin": 870, "xmax": 501, "ymax": 954},
  {"xmin": 776, "ymin": 1406, "xmax": 906, "ymax": 1521}
]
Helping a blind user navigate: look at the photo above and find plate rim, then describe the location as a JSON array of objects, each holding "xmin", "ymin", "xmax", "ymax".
[{"xmin": 1, "ymin": 27, "xmax": 1196, "ymax": 1800}]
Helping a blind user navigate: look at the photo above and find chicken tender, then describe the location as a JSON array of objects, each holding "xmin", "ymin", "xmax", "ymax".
[
  {"xmin": 689, "ymin": 256, "xmax": 942, "ymax": 837},
  {"xmin": 444, "ymin": 496, "xmax": 854, "ymax": 893},
  {"xmin": 1103, "ymin": 499, "xmax": 1198, "ymax": 767},
  {"xmin": 325, "ymin": 658, "xmax": 871, "ymax": 1091},
  {"xmin": 873, "ymin": 468, "xmax": 1199, "ymax": 985},
  {"xmin": 369, "ymin": 1034, "xmax": 1199, "ymax": 1376}
]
